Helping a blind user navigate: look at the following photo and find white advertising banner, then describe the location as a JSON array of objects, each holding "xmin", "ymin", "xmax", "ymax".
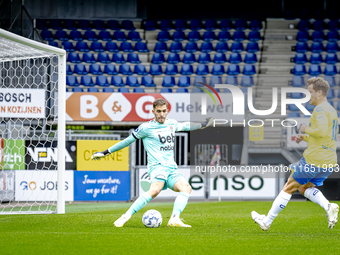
[{"xmin": 0, "ymin": 88, "xmax": 46, "ymax": 118}]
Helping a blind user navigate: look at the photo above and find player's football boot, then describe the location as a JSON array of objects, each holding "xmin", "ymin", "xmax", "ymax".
[
  {"xmin": 167, "ymin": 215, "xmax": 191, "ymax": 228},
  {"xmin": 327, "ymin": 203, "xmax": 339, "ymax": 229},
  {"xmin": 251, "ymin": 211, "xmax": 270, "ymax": 231},
  {"xmin": 114, "ymin": 213, "xmax": 131, "ymax": 227}
]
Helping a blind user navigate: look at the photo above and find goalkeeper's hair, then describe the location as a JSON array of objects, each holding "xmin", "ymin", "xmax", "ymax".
[
  {"xmin": 307, "ymin": 77, "xmax": 330, "ymax": 97},
  {"xmin": 153, "ymin": 98, "xmax": 168, "ymax": 109}
]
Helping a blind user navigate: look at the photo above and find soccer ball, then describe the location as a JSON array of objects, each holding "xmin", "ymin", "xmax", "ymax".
[{"xmin": 142, "ymin": 209, "xmax": 162, "ymax": 228}]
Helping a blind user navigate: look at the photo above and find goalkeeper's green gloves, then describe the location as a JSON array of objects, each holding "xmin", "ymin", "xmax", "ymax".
[
  {"xmin": 91, "ymin": 149, "xmax": 110, "ymax": 160},
  {"xmin": 200, "ymin": 117, "xmax": 215, "ymax": 129}
]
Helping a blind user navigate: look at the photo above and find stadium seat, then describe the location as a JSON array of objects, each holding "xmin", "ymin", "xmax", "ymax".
[
  {"xmin": 190, "ymin": 19, "xmax": 203, "ymax": 30},
  {"xmin": 118, "ymin": 87, "xmax": 130, "ymax": 93},
  {"xmin": 176, "ymin": 88, "xmax": 189, "ymax": 93},
  {"xmin": 192, "ymin": 88, "xmax": 203, "ymax": 93},
  {"xmin": 295, "ymin": 42, "xmax": 309, "ymax": 53},
  {"xmin": 97, "ymin": 53, "xmax": 111, "ymax": 63},
  {"xmin": 154, "ymin": 42, "xmax": 167, "ymax": 53},
  {"xmin": 135, "ymin": 42, "xmax": 149, "ymax": 52},
  {"xmin": 292, "ymin": 65, "xmax": 307, "ymax": 75},
  {"xmin": 326, "ymin": 42, "xmax": 339, "ymax": 53},
  {"xmin": 217, "ymin": 31, "xmax": 231, "ymax": 41},
  {"xmin": 288, "ymin": 112, "xmax": 301, "ymax": 118},
  {"xmin": 72, "ymin": 87, "xmax": 83, "ymax": 92},
  {"xmin": 324, "ymin": 65, "xmax": 337, "ymax": 75},
  {"xmin": 162, "ymin": 76, "xmax": 176, "ymax": 87},
  {"xmin": 169, "ymin": 42, "xmax": 183, "ymax": 53},
  {"xmin": 91, "ymin": 41, "xmax": 104, "ymax": 52},
  {"xmin": 241, "ymin": 76, "xmax": 255, "ymax": 87},
  {"xmin": 66, "ymin": 75, "xmax": 79, "ymax": 86},
  {"xmin": 288, "ymin": 104, "xmax": 300, "ymax": 111},
  {"xmin": 226, "ymin": 76, "xmax": 238, "ymax": 85},
  {"xmin": 230, "ymin": 42, "xmax": 244, "ymax": 52},
  {"xmin": 63, "ymin": 41, "xmax": 75, "ymax": 52},
  {"xmin": 75, "ymin": 41, "xmax": 89, "ymax": 52},
  {"xmin": 227, "ymin": 64, "xmax": 241, "ymax": 75},
  {"xmin": 201, "ymin": 42, "xmax": 213, "ymax": 53},
  {"xmin": 305, "ymin": 102, "xmax": 315, "ymax": 111},
  {"xmin": 145, "ymin": 20, "xmax": 157, "ymax": 31},
  {"xmin": 126, "ymin": 76, "xmax": 140, "ymax": 87},
  {"xmin": 184, "ymin": 42, "xmax": 199, "ymax": 53},
  {"xmin": 120, "ymin": 42, "xmax": 134, "ymax": 52},
  {"xmin": 324, "ymin": 76, "xmax": 336, "ymax": 87},
  {"xmin": 74, "ymin": 64, "xmax": 88, "ymax": 75},
  {"xmin": 243, "ymin": 64, "xmax": 256, "ymax": 75},
  {"xmin": 127, "ymin": 53, "xmax": 141, "ymax": 63},
  {"xmin": 197, "ymin": 53, "xmax": 211, "ymax": 64},
  {"xmin": 311, "ymin": 31, "xmax": 324, "ymax": 42},
  {"xmin": 250, "ymin": 20, "xmax": 263, "ymax": 30},
  {"xmin": 105, "ymin": 41, "xmax": 119, "ymax": 52},
  {"xmin": 87, "ymin": 87, "xmax": 99, "ymax": 92},
  {"xmin": 113, "ymin": 31, "xmax": 127, "ymax": 41},
  {"xmin": 41, "ymin": 30, "xmax": 54, "ymax": 41},
  {"xmin": 309, "ymin": 53, "xmax": 322, "ymax": 64},
  {"xmin": 103, "ymin": 87, "xmax": 115, "ymax": 93},
  {"xmin": 134, "ymin": 64, "xmax": 148, "ymax": 75},
  {"xmin": 325, "ymin": 53, "xmax": 339, "ymax": 64},
  {"xmin": 173, "ymin": 31, "xmax": 186, "ymax": 42},
  {"xmin": 290, "ymin": 92, "xmax": 304, "ymax": 98},
  {"xmin": 210, "ymin": 76, "xmax": 222, "ymax": 87},
  {"xmin": 178, "ymin": 76, "xmax": 191, "ymax": 87},
  {"xmin": 96, "ymin": 75, "xmax": 109, "ymax": 86},
  {"xmin": 141, "ymin": 76, "xmax": 156, "ymax": 87},
  {"xmin": 246, "ymin": 42, "xmax": 259, "ymax": 52},
  {"xmin": 149, "ymin": 64, "xmax": 163, "ymax": 75},
  {"xmin": 248, "ymin": 31, "xmax": 261, "ymax": 42},
  {"xmin": 157, "ymin": 31, "xmax": 171, "ymax": 42},
  {"xmin": 196, "ymin": 64, "xmax": 209, "ymax": 75},
  {"xmin": 310, "ymin": 42, "xmax": 324, "ymax": 53},
  {"xmin": 84, "ymin": 30, "xmax": 97, "ymax": 41},
  {"xmin": 104, "ymin": 64, "xmax": 118, "ymax": 75},
  {"xmin": 160, "ymin": 88, "xmax": 172, "ymax": 93},
  {"xmin": 119, "ymin": 64, "xmax": 133, "ymax": 75},
  {"xmin": 80, "ymin": 75, "xmax": 95, "ymax": 86},
  {"xmin": 69, "ymin": 30, "xmax": 83, "ymax": 41},
  {"xmin": 296, "ymin": 31, "xmax": 309, "ymax": 42},
  {"xmin": 112, "ymin": 53, "xmax": 126, "ymax": 63},
  {"xmin": 297, "ymin": 20, "xmax": 310, "ymax": 31},
  {"xmin": 111, "ymin": 76, "xmax": 125, "ymax": 87},
  {"xmin": 89, "ymin": 64, "xmax": 103, "ymax": 75},
  {"xmin": 66, "ymin": 65, "xmax": 73, "ymax": 75},
  {"xmin": 337, "ymin": 101, "xmax": 340, "ymax": 111},
  {"xmin": 121, "ymin": 20, "xmax": 135, "ymax": 30},
  {"xmin": 213, "ymin": 53, "xmax": 227, "ymax": 63},
  {"xmin": 229, "ymin": 53, "xmax": 242, "ymax": 64},
  {"xmin": 203, "ymin": 31, "xmax": 216, "ymax": 42},
  {"xmin": 98, "ymin": 30, "xmax": 112, "ymax": 41},
  {"xmin": 36, "ymin": 19, "xmax": 48, "ymax": 30},
  {"xmin": 220, "ymin": 19, "xmax": 233, "ymax": 30},
  {"xmin": 313, "ymin": 20, "xmax": 324, "ymax": 31},
  {"xmin": 180, "ymin": 64, "xmax": 194, "ymax": 75},
  {"xmin": 327, "ymin": 88, "xmax": 335, "ymax": 99},
  {"xmin": 215, "ymin": 42, "xmax": 229, "ymax": 52},
  {"xmin": 211, "ymin": 64, "xmax": 225, "ymax": 75},
  {"xmin": 327, "ymin": 31, "xmax": 339, "ymax": 42},
  {"xmin": 128, "ymin": 31, "xmax": 142, "ymax": 41},
  {"xmin": 82, "ymin": 52, "xmax": 96, "ymax": 63},
  {"xmin": 187, "ymin": 31, "xmax": 201, "ymax": 42},
  {"xmin": 175, "ymin": 19, "xmax": 187, "ymax": 31},
  {"xmin": 194, "ymin": 76, "xmax": 207, "ymax": 86},
  {"xmin": 244, "ymin": 53, "xmax": 258, "ymax": 64},
  {"xmin": 93, "ymin": 20, "xmax": 105, "ymax": 30},
  {"xmin": 164, "ymin": 64, "xmax": 178, "ymax": 75},
  {"xmin": 182, "ymin": 53, "xmax": 196, "ymax": 63},
  {"xmin": 78, "ymin": 20, "xmax": 91, "ymax": 30},
  {"xmin": 233, "ymin": 31, "xmax": 246, "ymax": 41},
  {"xmin": 160, "ymin": 20, "xmax": 173, "ymax": 30},
  {"xmin": 151, "ymin": 53, "xmax": 165, "ymax": 64},
  {"xmin": 328, "ymin": 20, "xmax": 339, "ymax": 31},
  {"xmin": 55, "ymin": 30, "xmax": 68, "ymax": 41},
  {"xmin": 308, "ymin": 64, "xmax": 322, "ymax": 75},
  {"xmin": 205, "ymin": 19, "xmax": 217, "ymax": 30},
  {"xmin": 67, "ymin": 52, "xmax": 81, "ymax": 63},
  {"xmin": 107, "ymin": 20, "xmax": 121, "ymax": 30},
  {"xmin": 291, "ymin": 76, "xmax": 305, "ymax": 87},
  {"xmin": 167, "ymin": 53, "xmax": 180, "ymax": 64},
  {"xmin": 133, "ymin": 88, "xmax": 145, "ymax": 93},
  {"xmin": 235, "ymin": 20, "xmax": 248, "ymax": 30}
]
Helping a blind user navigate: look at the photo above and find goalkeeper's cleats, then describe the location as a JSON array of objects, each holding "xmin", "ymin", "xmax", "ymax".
[
  {"xmin": 251, "ymin": 211, "xmax": 270, "ymax": 231},
  {"xmin": 91, "ymin": 149, "xmax": 110, "ymax": 160},
  {"xmin": 327, "ymin": 203, "xmax": 339, "ymax": 229},
  {"xmin": 114, "ymin": 213, "xmax": 131, "ymax": 227},
  {"xmin": 201, "ymin": 117, "xmax": 215, "ymax": 129},
  {"xmin": 167, "ymin": 215, "xmax": 191, "ymax": 228}
]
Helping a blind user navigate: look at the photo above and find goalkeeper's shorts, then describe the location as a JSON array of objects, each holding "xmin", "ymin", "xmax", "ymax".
[{"xmin": 148, "ymin": 165, "xmax": 185, "ymax": 191}]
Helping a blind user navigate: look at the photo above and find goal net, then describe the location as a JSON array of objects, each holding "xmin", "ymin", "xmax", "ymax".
[{"xmin": 0, "ymin": 29, "xmax": 66, "ymax": 214}]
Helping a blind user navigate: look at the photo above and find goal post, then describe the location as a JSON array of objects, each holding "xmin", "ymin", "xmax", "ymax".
[{"xmin": 0, "ymin": 28, "xmax": 66, "ymax": 214}]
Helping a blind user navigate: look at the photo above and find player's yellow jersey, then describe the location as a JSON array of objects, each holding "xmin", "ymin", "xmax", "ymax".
[{"xmin": 303, "ymin": 101, "xmax": 338, "ymax": 167}]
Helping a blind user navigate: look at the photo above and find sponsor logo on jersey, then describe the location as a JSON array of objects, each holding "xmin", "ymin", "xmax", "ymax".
[{"xmin": 158, "ymin": 134, "xmax": 175, "ymax": 144}]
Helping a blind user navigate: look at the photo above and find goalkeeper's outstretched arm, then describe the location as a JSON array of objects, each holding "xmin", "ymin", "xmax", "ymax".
[
  {"xmin": 91, "ymin": 134, "xmax": 136, "ymax": 160},
  {"xmin": 177, "ymin": 117, "xmax": 215, "ymax": 131}
]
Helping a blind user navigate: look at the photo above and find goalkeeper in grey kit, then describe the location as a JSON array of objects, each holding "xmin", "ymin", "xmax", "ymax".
[{"xmin": 91, "ymin": 98, "xmax": 214, "ymax": 227}]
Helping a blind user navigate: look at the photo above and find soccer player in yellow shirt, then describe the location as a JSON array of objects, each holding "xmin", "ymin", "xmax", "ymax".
[{"xmin": 252, "ymin": 77, "xmax": 339, "ymax": 230}]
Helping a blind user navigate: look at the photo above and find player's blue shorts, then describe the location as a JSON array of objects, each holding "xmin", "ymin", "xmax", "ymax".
[
  {"xmin": 148, "ymin": 164, "xmax": 185, "ymax": 191},
  {"xmin": 288, "ymin": 157, "xmax": 334, "ymax": 186}
]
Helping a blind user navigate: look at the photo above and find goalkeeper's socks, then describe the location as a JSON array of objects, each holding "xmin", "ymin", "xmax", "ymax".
[
  {"xmin": 264, "ymin": 191, "xmax": 292, "ymax": 226},
  {"xmin": 304, "ymin": 187, "xmax": 329, "ymax": 211},
  {"xmin": 171, "ymin": 192, "xmax": 190, "ymax": 216},
  {"xmin": 126, "ymin": 193, "xmax": 152, "ymax": 216}
]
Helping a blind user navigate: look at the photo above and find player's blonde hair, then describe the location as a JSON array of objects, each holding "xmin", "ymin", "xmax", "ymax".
[
  {"xmin": 153, "ymin": 98, "xmax": 168, "ymax": 108},
  {"xmin": 307, "ymin": 77, "xmax": 330, "ymax": 96}
]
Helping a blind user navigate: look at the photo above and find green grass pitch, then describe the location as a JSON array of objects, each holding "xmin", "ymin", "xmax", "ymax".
[{"xmin": 0, "ymin": 201, "xmax": 339, "ymax": 255}]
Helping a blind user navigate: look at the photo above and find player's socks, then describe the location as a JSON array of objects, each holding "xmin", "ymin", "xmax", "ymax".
[
  {"xmin": 304, "ymin": 187, "xmax": 329, "ymax": 211},
  {"xmin": 264, "ymin": 190, "xmax": 292, "ymax": 226},
  {"xmin": 171, "ymin": 191, "xmax": 190, "ymax": 217},
  {"xmin": 126, "ymin": 193, "xmax": 152, "ymax": 216}
]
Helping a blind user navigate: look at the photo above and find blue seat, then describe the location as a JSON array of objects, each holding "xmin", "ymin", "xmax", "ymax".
[
  {"xmin": 157, "ymin": 31, "xmax": 171, "ymax": 42},
  {"xmin": 92, "ymin": 20, "xmax": 105, "ymax": 30},
  {"xmin": 87, "ymin": 87, "xmax": 99, "ymax": 92},
  {"xmin": 74, "ymin": 64, "xmax": 88, "ymax": 75},
  {"xmin": 120, "ymin": 42, "xmax": 134, "ymax": 52},
  {"xmin": 135, "ymin": 42, "xmax": 149, "ymax": 52},
  {"xmin": 187, "ymin": 31, "xmax": 201, "ymax": 42},
  {"xmin": 337, "ymin": 101, "xmax": 340, "ymax": 111},
  {"xmin": 165, "ymin": 64, "xmax": 178, "ymax": 75},
  {"xmin": 240, "ymin": 76, "xmax": 255, "ymax": 87},
  {"xmin": 202, "ymin": 31, "xmax": 216, "ymax": 42},
  {"xmin": 72, "ymin": 87, "xmax": 83, "ymax": 92},
  {"xmin": 233, "ymin": 31, "xmax": 246, "ymax": 41},
  {"xmin": 297, "ymin": 20, "xmax": 310, "ymax": 31},
  {"xmin": 328, "ymin": 100, "xmax": 335, "ymax": 107},
  {"xmin": 66, "ymin": 65, "xmax": 73, "ymax": 75},
  {"xmin": 104, "ymin": 64, "xmax": 118, "ymax": 75},
  {"xmin": 175, "ymin": 19, "xmax": 187, "ymax": 31},
  {"xmin": 121, "ymin": 20, "xmax": 135, "ymax": 30},
  {"xmin": 133, "ymin": 88, "xmax": 145, "ymax": 93},
  {"xmin": 215, "ymin": 42, "xmax": 229, "ymax": 52},
  {"xmin": 113, "ymin": 31, "xmax": 126, "ymax": 41},
  {"xmin": 75, "ymin": 41, "xmax": 89, "ymax": 52},
  {"xmin": 246, "ymin": 42, "xmax": 259, "ymax": 52},
  {"xmin": 62, "ymin": 41, "xmax": 75, "ymax": 52},
  {"xmin": 295, "ymin": 42, "xmax": 309, "ymax": 53},
  {"xmin": 313, "ymin": 20, "xmax": 324, "ymax": 31},
  {"xmin": 311, "ymin": 42, "xmax": 324, "ymax": 53},
  {"xmin": 69, "ymin": 30, "xmax": 83, "ymax": 41},
  {"xmin": 248, "ymin": 31, "xmax": 261, "ymax": 42},
  {"xmin": 91, "ymin": 41, "xmax": 104, "ymax": 52},
  {"xmin": 176, "ymin": 88, "xmax": 189, "ymax": 93},
  {"xmin": 36, "ymin": 19, "xmax": 48, "ymax": 30},
  {"xmin": 213, "ymin": 53, "xmax": 227, "ymax": 63},
  {"xmin": 149, "ymin": 64, "xmax": 163, "ymax": 75},
  {"xmin": 172, "ymin": 31, "xmax": 186, "ymax": 42},
  {"xmin": 225, "ymin": 76, "xmax": 238, "ymax": 85},
  {"xmin": 67, "ymin": 52, "xmax": 81, "ymax": 63},
  {"xmin": 288, "ymin": 112, "xmax": 301, "ymax": 118},
  {"xmin": 296, "ymin": 31, "xmax": 310, "ymax": 42},
  {"xmin": 327, "ymin": 31, "xmax": 339, "ymax": 42},
  {"xmin": 200, "ymin": 42, "xmax": 213, "ymax": 53},
  {"xmin": 324, "ymin": 76, "xmax": 336, "ymax": 87},
  {"xmin": 145, "ymin": 20, "xmax": 157, "ymax": 31},
  {"xmin": 194, "ymin": 76, "xmax": 207, "ymax": 87},
  {"xmin": 288, "ymin": 104, "xmax": 300, "ymax": 111},
  {"xmin": 107, "ymin": 20, "xmax": 120, "ymax": 30},
  {"xmin": 292, "ymin": 64, "xmax": 307, "ymax": 75},
  {"xmin": 105, "ymin": 41, "xmax": 119, "ymax": 52},
  {"xmin": 97, "ymin": 53, "xmax": 111, "ymax": 63},
  {"xmin": 309, "ymin": 53, "xmax": 322, "ymax": 64},
  {"xmin": 324, "ymin": 65, "xmax": 337, "ymax": 75},
  {"xmin": 328, "ymin": 20, "xmax": 339, "ymax": 31},
  {"xmin": 205, "ymin": 19, "xmax": 217, "ymax": 30},
  {"xmin": 119, "ymin": 64, "xmax": 133, "ymax": 75},
  {"xmin": 55, "ymin": 30, "xmax": 69, "ymax": 41},
  {"xmin": 180, "ymin": 64, "xmax": 194, "ymax": 75},
  {"xmin": 151, "ymin": 53, "xmax": 165, "ymax": 64},
  {"xmin": 89, "ymin": 64, "xmax": 103, "ymax": 75},
  {"xmin": 118, "ymin": 87, "xmax": 130, "ymax": 93},
  {"xmin": 190, "ymin": 19, "xmax": 203, "ymax": 30},
  {"xmin": 192, "ymin": 88, "xmax": 204, "ymax": 93},
  {"xmin": 230, "ymin": 42, "xmax": 244, "ymax": 52},
  {"xmin": 126, "ymin": 76, "xmax": 140, "ymax": 87},
  {"xmin": 308, "ymin": 64, "xmax": 322, "ymax": 75},
  {"xmin": 160, "ymin": 88, "xmax": 173, "ymax": 93},
  {"xmin": 66, "ymin": 75, "xmax": 79, "ymax": 86},
  {"xmin": 96, "ymin": 75, "xmax": 109, "ymax": 86},
  {"xmin": 243, "ymin": 64, "xmax": 256, "ymax": 75},
  {"xmin": 229, "ymin": 53, "xmax": 242, "ymax": 64},
  {"xmin": 98, "ymin": 30, "xmax": 112, "ymax": 41},
  {"xmin": 197, "ymin": 53, "xmax": 211, "ymax": 64},
  {"xmin": 185, "ymin": 42, "xmax": 198, "ymax": 53},
  {"xmin": 84, "ymin": 30, "xmax": 97, "ymax": 41},
  {"xmin": 160, "ymin": 20, "xmax": 173, "ymax": 30},
  {"xmin": 291, "ymin": 76, "xmax": 305, "ymax": 87},
  {"xmin": 290, "ymin": 92, "xmax": 304, "ymax": 98},
  {"xmin": 311, "ymin": 31, "xmax": 324, "ymax": 42},
  {"xmin": 196, "ymin": 64, "xmax": 209, "ymax": 75},
  {"xmin": 244, "ymin": 53, "xmax": 258, "ymax": 64},
  {"xmin": 220, "ymin": 19, "xmax": 233, "ymax": 30},
  {"xmin": 112, "ymin": 53, "xmax": 126, "ymax": 63},
  {"xmin": 211, "ymin": 64, "xmax": 225, "ymax": 75},
  {"xmin": 82, "ymin": 52, "xmax": 96, "ymax": 63},
  {"xmin": 103, "ymin": 87, "xmax": 115, "ymax": 93},
  {"xmin": 162, "ymin": 76, "xmax": 176, "ymax": 87},
  {"xmin": 128, "ymin": 31, "xmax": 141, "ymax": 41},
  {"xmin": 167, "ymin": 53, "xmax": 180, "ymax": 64},
  {"xmin": 41, "ymin": 30, "xmax": 54, "ymax": 41},
  {"xmin": 127, "ymin": 53, "xmax": 141, "ymax": 63},
  {"xmin": 178, "ymin": 76, "xmax": 191, "ymax": 87},
  {"xmin": 327, "ymin": 88, "xmax": 335, "ymax": 99},
  {"xmin": 326, "ymin": 42, "xmax": 339, "ymax": 53},
  {"xmin": 325, "ymin": 53, "xmax": 338, "ymax": 64},
  {"xmin": 169, "ymin": 42, "xmax": 183, "ymax": 53},
  {"xmin": 111, "ymin": 76, "xmax": 125, "ymax": 87},
  {"xmin": 250, "ymin": 20, "xmax": 262, "ymax": 30},
  {"xmin": 210, "ymin": 76, "xmax": 222, "ymax": 87},
  {"xmin": 154, "ymin": 42, "xmax": 167, "ymax": 53},
  {"xmin": 77, "ymin": 20, "xmax": 91, "ymax": 30},
  {"xmin": 80, "ymin": 75, "xmax": 95, "ymax": 86},
  {"xmin": 235, "ymin": 20, "xmax": 247, "ymax": 30},
  {"xmin": 134, "ymin": 64, "xmax": 148, "ymax": 75},
  {"xmin": 305, "ymin": 102, "xmax": 315, "ymax": 111},
  {"xmin": 182, "ymin": 53, "xmax": 196, "ymax": 64},
  {"xmin": 227, "ymin": 65, "xmax": 241, "ymax": 75},
  {"xmin": 217, "ymin": 31, "xmax": 231, "ymax": 41},
  {"xmin": 141, "ymin": 76, "xmax": 156, "ymax": 87}
]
